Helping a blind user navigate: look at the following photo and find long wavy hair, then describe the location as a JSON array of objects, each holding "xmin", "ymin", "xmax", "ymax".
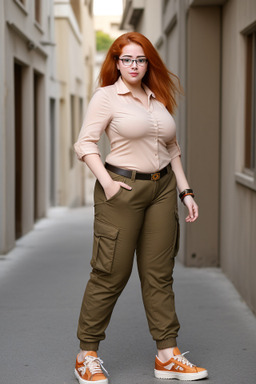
[{"xmin": 98, "ymin": 32, "xmax": 182, "ymax": 114}]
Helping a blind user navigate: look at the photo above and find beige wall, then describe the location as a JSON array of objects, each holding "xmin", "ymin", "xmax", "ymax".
[
  {"xmin": 121, "ymin": 0, "xmax": 162, "ymax": 44},
  {"xmin": 0, "ymin": 0, "xmax": 6, "ymax": 253},
  {"xmin": 54, "ymin": 0, "xmax": 95, "ymax": 207},
  {"xmin": 0, "ymin": 0, "xmax": 95, "ymax": 254},
  {"xmin": 156, "ymin": 3, "xmax": 221, "ymax": 267},
  {"xmin": 134, "ymin": 0, "xmax": 162, "ymax": 45},
  {"xmin": 82, "ymin": 3, "xmax": 96, "ymax": 101},
  {"xmin": 81, "ymin": 2, "xmax": 96, "ymax": 206},
  {"xmin": 220, "ymin": 0, "xmax": 256, "ymax": 313},
  {"xmin": 0, "ymin": 0, "xmax": 51, "ymax": 253},
  {"xmin": 54, "ymin": 17, "xmax": 83, "ymax": 206},
  {"xmin": 186, "ymin": 6, "xmax": 221, "ymax": 267},
  {"xmin": 92, "ymin": 10, "xmax": 129, "ymax": 204}
]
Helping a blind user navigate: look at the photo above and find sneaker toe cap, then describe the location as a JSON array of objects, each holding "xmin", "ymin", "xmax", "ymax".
[{"xmin": 196, "ymin": 367, "xmax": 207, "ymax": 372}]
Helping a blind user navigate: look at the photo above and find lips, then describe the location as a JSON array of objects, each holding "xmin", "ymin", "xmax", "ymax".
[{"xmin": 130, "ymin": 72, "xmax": 138, "ymax": 77}]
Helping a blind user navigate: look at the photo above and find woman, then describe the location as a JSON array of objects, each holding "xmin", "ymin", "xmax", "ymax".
[{"xmin": 74, "ymin": 32, "xmax": 208, "ymax": 383}]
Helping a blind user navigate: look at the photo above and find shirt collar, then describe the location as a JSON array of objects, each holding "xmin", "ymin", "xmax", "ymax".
[{"xmin": 115, "ymin": 76, "xmax": 155, "ymax": 99}]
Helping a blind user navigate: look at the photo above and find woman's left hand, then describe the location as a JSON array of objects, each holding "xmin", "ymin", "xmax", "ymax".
[{"xmin": 183, "ymin": 195, "xmax": 199, "ymax": 223}]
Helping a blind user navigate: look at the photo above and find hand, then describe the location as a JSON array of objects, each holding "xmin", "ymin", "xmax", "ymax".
[
  {"xmin": 104, "ymin": 180, "xmax": 132, "ymax": 200},
  {"xmin": 183, "ymin": 195, "xmax": 199, "ymax": 223}
]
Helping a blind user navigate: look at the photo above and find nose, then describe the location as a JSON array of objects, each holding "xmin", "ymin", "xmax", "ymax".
[{"xmin": 131, "ymin": 59, "xmax": 138, "ymax": 68}]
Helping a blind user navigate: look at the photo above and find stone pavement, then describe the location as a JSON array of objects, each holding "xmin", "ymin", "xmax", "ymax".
[{"xmin": 0, "ymin": 206, "xmax": 256, "ymax": 384}]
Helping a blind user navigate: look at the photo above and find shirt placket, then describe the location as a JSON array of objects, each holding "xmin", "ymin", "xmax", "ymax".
[{"xmin": 149, "ymin": 103, "xmax": 160, "ymax": 170}]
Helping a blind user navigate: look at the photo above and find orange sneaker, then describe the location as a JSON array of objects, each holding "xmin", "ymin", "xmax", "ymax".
[
  {"xmin": 74, "ymin": 351, "xmax": 108, "ymax": 383},
  {"xmin": 154, "ymin": 347, "xmax": 208, "ymax": 381}
]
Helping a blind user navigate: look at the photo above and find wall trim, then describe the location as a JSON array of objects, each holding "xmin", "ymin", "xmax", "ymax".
[
  {"xmin": 235, "ymin": 172, "xmax": 256, "ymax": 192},
  {"xmin": 13, "ymin": 0, "xmax": 28, "ymax": 16},
  {"xmin": 7, "ymin": 21, "xmax": 48, "ymax": 58},
  {"xmin": 54, "ymin": 3, "xmax": 82, "ymax": 44},
  {"xmin": 155, "ymin": 35, "xmax": 164, "ymax": 49},
  {"xmin": 164, "ymin": 14, "xmax": 177, "ymax": 35}
]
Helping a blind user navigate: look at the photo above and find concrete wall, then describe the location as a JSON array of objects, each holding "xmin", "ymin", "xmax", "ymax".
[
  {"xmin": 0, "ymin": 0, "xmax": 95, "ymax": 253},
  {"xmin": 0, "ymin": 0, "xmax": 6, "ymax": 253},
  {"xmin": 134, "ymin": 0, "xmax": 162, "ymax": 45},
  {"xmin": 220, "ymin": 0, "xmax": 256, "ymax": 313},
  {"xmin": 186, "ymin": 6, "xmax": 221, "ymax": 266},
  {"xmin": 1, "ymin": 0, "xmax": 50, "ymax": 253},
  {"xmin": 54, "ymin": 0, "xmax": 95, "ymax": 207},
  {"xmin": 54, "ymin": 15, "xmax": 84, "ymax": 206}
]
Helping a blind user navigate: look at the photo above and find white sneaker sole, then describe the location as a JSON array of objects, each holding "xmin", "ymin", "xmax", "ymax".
[
  {"xmin": 74, "ymin": 368, "xmax": 108, "ymax": 384},
  {"xmin": 154, "ymin": 368, "xmax": 208, "ymax": 381}
]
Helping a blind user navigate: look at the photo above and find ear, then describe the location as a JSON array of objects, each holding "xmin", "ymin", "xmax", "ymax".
[{"xmin": 116, "ymin": 61, "xmax": 120, "ymax": 71}]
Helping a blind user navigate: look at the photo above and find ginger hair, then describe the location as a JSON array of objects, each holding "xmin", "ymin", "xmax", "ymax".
[{"xmin": 98, "ymin": 32, "xmax": 182, "ymax": 114}]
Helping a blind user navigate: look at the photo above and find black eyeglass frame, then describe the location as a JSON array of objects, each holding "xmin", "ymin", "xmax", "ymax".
[{"xmin": 118, "ymin": 57, "xmax": 148, "ymax": 67}]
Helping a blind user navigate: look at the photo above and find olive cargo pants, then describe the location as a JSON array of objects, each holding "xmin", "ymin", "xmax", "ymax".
[{"xmin": 77, "ymin": 165, "xmax": 180, "ymax": 351}]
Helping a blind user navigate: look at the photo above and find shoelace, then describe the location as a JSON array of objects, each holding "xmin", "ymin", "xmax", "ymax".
[
  {"xmin": 79, "ymin": 356, "xmax": 109, "ymax": 377},
  {"xmin": 173, "ymin": 351, "xmax": 195, "ymax": 368}
]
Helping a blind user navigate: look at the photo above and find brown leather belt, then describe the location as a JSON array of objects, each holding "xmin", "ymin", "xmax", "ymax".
[{"xmin": 105, "ymin": 162, "xmax": 169, "ymax": 181}]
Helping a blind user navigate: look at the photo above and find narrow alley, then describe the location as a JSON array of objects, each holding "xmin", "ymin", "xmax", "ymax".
[{"xmin": 0, "ymin": 206, "xmax": 256, "ymax": 384}]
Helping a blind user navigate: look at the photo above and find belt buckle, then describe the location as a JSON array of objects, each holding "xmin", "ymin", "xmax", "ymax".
[{"xmin": 151, "ymin": 172, "xmax": 160, "ymax": 181}]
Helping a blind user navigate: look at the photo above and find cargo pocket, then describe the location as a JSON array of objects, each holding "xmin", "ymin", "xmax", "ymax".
[
  {"xmin": 173, "ymin": 210, "xmax": 180, "ymax": 258},
  {"xmin": 91, "ymin": 219, "xmax": 119, "ymax": 274}
]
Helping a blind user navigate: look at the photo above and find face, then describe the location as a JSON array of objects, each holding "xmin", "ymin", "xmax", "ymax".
[{"xmin": 116, "ymin": 43, "xmax": 148, "ymax": 88}]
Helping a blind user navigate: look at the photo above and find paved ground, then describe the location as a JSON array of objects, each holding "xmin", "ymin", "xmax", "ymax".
[{"xmin": 0, "ymin": 206, "xmax": 256, "ymax": 384}]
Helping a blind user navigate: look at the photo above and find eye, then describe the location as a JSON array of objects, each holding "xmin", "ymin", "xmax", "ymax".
[
  {"xmin": 123, "ymin": 58, "xmax": 131, "ymax": 64},
  {"xmin": 138, "ymin": 58, "xmax": 147, "ymax": 64}
]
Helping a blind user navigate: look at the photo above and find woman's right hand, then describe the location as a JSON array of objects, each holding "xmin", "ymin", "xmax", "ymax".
[
  {"xmin": 81, "ymin": 154, "xmax": 132, "ymax": 201},
  {"xmin": 104, "ymin": 180, "xmax": 132, "ymax": 200}
]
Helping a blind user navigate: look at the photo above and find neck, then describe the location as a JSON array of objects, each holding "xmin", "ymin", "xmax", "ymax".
[{"xmin": 121, "ymin": 77, "xmax": 143, "ymax": 93}]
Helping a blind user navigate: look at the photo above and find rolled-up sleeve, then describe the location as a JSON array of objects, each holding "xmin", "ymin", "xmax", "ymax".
[
  {"xmin": 166, "ymin": 136, "xmax": 181, "ymax": 160},
  {"xmin": 74, "ymin": 88, "xmax": 112, "ymax": 160}
]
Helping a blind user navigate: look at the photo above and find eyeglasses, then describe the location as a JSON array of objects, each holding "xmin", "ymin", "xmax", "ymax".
[{"xmin": 118, "ymin": 57, "xmax": 148, "ymax": 67}]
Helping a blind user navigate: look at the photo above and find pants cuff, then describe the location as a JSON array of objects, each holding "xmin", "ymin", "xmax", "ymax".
[
  {"xmin": 156, "ymin": 338, "xmax": 177, "ymax": 349},
  {"xmin": 79, "ymin": 341, "xmax": 99, "ymax": 351}
]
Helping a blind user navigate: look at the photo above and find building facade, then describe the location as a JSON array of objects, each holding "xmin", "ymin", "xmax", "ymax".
[
  {"xmin": 121, "ymin": 0, "xmax": 256, "ymax": 314},
  {"xmin": 0, "ymin": 0, "xmax": 95, "ymax": 254},
  {"xmin": 89, "ymin": 8, "xmax": 128, "ymax": 203},
  {"xmin": 54, "ymin": 0, "xmax": 95, "ymax": 207}
]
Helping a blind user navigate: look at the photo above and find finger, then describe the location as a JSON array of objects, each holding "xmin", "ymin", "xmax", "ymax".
[
  {"xmin": 186, "ymin": 215, "xmax": 194, "ymax": 223},
  {"xmin": 185, "ymin": 215, "xmax": 191, "ymax": 222},
  {"xmin": 192, "ymin": 204, "xmax": 199, "ymax": 220},
  {"xmin": 119, "ymin": 182, "xmax": 132, "ymax": 190},
  {"xmin": 189, "ymin": 205, "xmax": 198, "ymax": 222},
  {"xmin": 193, "ymin": 210, "xmax": 198, "ymax": 220},
  {"xmin": 185, "ymin": 205, "xmax": 196, "ymax": 222}
]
